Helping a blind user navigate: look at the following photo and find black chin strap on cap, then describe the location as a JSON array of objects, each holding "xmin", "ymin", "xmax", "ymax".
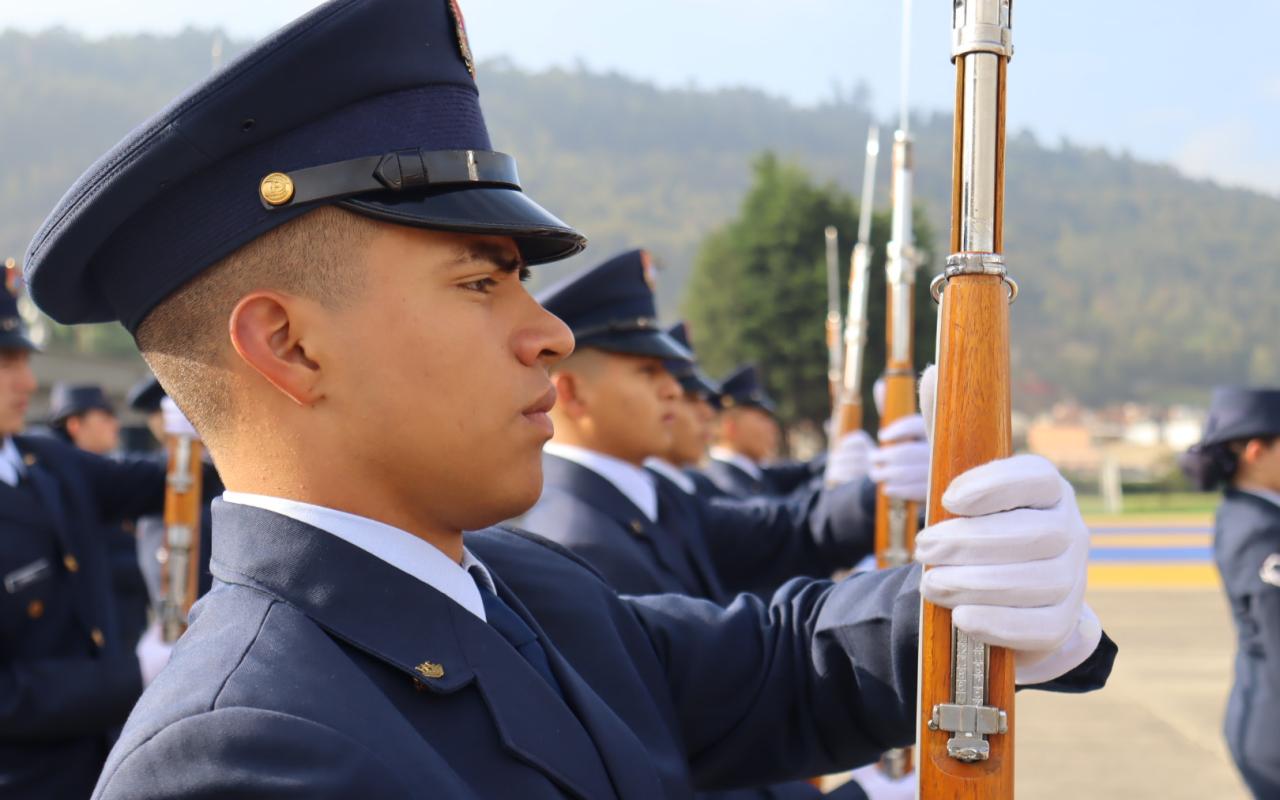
[{"xmin": 258, "ymin": 149, "xmax": 522, "ymax": 209}]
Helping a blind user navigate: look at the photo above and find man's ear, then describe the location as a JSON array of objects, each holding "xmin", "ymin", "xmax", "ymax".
[
  {"xmin": 551, "ymin": 370, "xmax": 588, "ymax": 418},
  {"xmin": 64, "ymin": 416, "xmax": 82, "ymax": 441},
  {"xmin": 228, "ymin": 291, "xmax": 323, "ymax": 407}
]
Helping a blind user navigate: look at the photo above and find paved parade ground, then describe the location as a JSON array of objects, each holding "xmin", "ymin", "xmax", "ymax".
[{"xmin": 1018, "ymin": 513, "xmax": 1250, "ymax": 799}]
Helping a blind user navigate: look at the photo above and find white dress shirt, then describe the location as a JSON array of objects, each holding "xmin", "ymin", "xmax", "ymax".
[
  {"xmin": 708, "ymin": 446, "xmax": 764, "ymax": 481},
  {"xmin": 0, "ymin": 437, "xmax": 24, "ymax": 488},
  {"xmin": 221, "ymin": 492, "xmax": 495, "ymax": 622},
  {"xmin": 543, "ymin": 442, "xmax": 658, "ymax": 522},
  {"xmin": 644, "ymin": 457, "xmax": 696, "ymax": 495}
]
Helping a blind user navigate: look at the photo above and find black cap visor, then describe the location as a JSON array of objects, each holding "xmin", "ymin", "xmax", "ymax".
[
  {"xmin": 0, "ymin": 330, "xmax": 38, "ymax": 353},
  {"xmin": 342, "ymin": 185, "xmax": 586, "ymax": 265},
  {"xmin": 578, "ymin": 329, "xmax": 693, "ymax": 363}
]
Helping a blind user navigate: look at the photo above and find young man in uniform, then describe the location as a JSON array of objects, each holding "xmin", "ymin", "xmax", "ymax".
[
  {"xmin": 25, "ymin": 2, "xmax": 1114, "ymax": 797},
  {"xmin": 0, "ymin": 273, "xmax": 171, "ymax": 798},
  {"xmin": 524, "ymin": 250, "xmax": 885, "ymax": 600}
]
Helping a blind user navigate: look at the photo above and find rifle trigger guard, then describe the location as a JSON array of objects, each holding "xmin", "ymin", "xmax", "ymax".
[{"xmin": 929, "ymin": 252, "xmax": 1018, "ymax": 304}]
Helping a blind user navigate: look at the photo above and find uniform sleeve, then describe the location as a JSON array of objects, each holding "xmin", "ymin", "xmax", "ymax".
[
  {"xmin": 94, "ymin": 708, "xmax": 419, "ymax": 800},
  {"xmin": 763, "ymin": 457, "xmax": 824, "ymax": 495},
  {"xmin": 698, "ymin": 478, "xmax": 875, "ymax": 595},
  {"xmin": 0, "ymin": 654, "xmax": 142, "ymax": 742},
  {"xmin": 625, "ymin": 565, "xmax": 1113, "ymax": 790},
  {"xmin": 71, "ymin": 448, "xmax": 167, "ymax": 523},
  {"xmin": 1239, "ymin": 528, "xmax": 1280, "ymax": 697}
]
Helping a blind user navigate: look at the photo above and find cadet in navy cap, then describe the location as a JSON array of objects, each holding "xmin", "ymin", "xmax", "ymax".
[
  {"xmin": 45, "ymin": 382, "xmax": 153, "ymax": 650},
  {"xmin": 650, "ymin": 322, "xmax": 726, "ymax": 500},
  {"xmin": 528, "ymin": 253, "xmax": 876, "ymax": 599},
  {"xmin": 704, "ymin": 365, "xmax": 826, "ymax": 498},
  {"xmin": 0, "ymin": 264, "xmax": 172, "ymax": 798},
  {"xmin": 26, "ymin": 3, "xmax": 1112, "ymax": 798},
  {"xmin": 48, "ymin": 383, "xmax": 120, "ymax": 453},
  {"xmin": 1182, "ymin": 387, "xmax": 1280, "ymax": 798}
]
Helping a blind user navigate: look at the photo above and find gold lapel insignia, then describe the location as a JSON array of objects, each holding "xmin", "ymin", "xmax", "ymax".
[
  {"xmin": 22, "ymin": 453, "xmax": 36, "ymax": 467},
  {"xmin": 415, "ymin": 661, "xmax": 445, "ymax": 680}
]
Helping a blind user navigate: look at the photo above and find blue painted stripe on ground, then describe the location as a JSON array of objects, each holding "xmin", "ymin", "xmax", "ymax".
[{"xmin": 1089, "ymin": 547, "xmax": 1212, "ymax": 562}]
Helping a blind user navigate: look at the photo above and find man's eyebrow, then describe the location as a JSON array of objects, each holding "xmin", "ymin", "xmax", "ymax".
[{"xmin": 452, "ymin": 242, "xmax": 525, "ymax": 273}]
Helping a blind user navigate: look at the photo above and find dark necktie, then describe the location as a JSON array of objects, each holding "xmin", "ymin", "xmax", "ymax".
[{"xmin": 471, "ymin": 573, "xmax": 565, "ymax": 701}]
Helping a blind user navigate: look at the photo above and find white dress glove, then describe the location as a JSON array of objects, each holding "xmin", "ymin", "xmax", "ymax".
[
  {"xmin": 869, "ymin": 415, "xmax": 930, "ymax": 502},
  {"xmin": 135, "ymin": 620, "xmax": 173, "ymax": 688},
  {"xmin": 915, "ymin": 453, "xmax": 1101, "ymax": 685},
  {"xmin": 825, "ymin": 430, "xmax": 875, "ymax": 486},
  {"xmin": 160, "ymin": 396, "xmax": 199, "ymax": 439},
  {"xmin": 847, "ymin": 764, "xmax": 915, "ymax": 800}
]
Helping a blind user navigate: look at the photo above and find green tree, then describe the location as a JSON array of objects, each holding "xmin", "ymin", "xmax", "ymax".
[{"xmin": 682, "ymin": 153, "xmax": 937, "ymax": 432}]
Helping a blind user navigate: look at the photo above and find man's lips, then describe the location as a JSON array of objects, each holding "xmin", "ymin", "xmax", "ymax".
[{"xmin": 521, "ymin": 386, "xmax": 557, "ymax": 438}]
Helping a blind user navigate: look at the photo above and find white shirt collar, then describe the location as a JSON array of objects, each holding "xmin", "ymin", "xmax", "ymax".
[
  {"xmin": 0, "ymin": 437, "xmax": 23, "ymax": 488},
  {"xmin": 708, "ymin": 446, "xmax": 764, "ymax": 481},
  {"xmin": 221, "ymin": 492, "xmax": 494, "ymax": 621},
  {"xmin": 543, "ymin": 442, "xmax": 658, "ymax": 522},
  {"xmin": 1240, "ymin": 486, "xmax": 1280, "ymax": 510},
  {"xmin": 644, "ymin": 457, "xmax": 696, "ymax": 495}
]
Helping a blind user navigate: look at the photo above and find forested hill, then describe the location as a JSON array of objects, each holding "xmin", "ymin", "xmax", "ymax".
[{"xmin": 2, "ymin": 29, "xmax": 1276, "ymax": 405}]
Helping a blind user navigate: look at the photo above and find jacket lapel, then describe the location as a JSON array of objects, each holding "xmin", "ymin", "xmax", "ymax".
[
  {"xmin": 209, "ymin": 500, "xmax": 617, "ymax": 800},
  {"xmin": 489, "ymin": 572, "xmax": 666, "ymax": 800},
  {"xmin": 652, "ymin": 474, "xmax": 730, "ymax": 604},
  {"xmin": 543, "ymin": 455, "xmax": 704, "ymax": 594}
]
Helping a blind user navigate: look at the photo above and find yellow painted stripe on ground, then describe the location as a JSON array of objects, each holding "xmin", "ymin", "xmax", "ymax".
[
  {"xmin": 1091, "ymin": 534, "xmax": 1212, "ymax": 548},
  {"xmin": 1084, "ymin": 514, "xmax": 1212, "ymax": 527},
  {"xmin": 1088, "ymin": 563, "xmax": 1220, "ymax": 589}
]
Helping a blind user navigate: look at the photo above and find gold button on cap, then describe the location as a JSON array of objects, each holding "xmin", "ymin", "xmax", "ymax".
[
  {"xmin": 90, "ymin": 628, "xmax": 105, "ymax": 647},
  {"xmin": 63, "ymin": 554, "xmax": 79, "ymax": 573},
  {"xmin": 27, "ymin": 599, "xmax": 43, "ymax": 619},
  {"xmin": 259, "ymin": 172, "xmax": 295, "ymax": 206}
]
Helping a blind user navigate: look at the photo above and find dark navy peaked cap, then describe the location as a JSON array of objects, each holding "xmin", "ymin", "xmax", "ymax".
[
  {"xmin": 1, "ymin": 261, "xmax": 37, "ymax": 352},
  {"xmin": 537, "ymin": 249, "xmax": 691, "ymax": 362},
  {"xmin": 664, "ymin": 322, "xmax": 719, "ymax": 398},
  {"xmin": 718, "ymin": 365, "xmax": 777, "ymax": 415},
  {"xmin": 127, "ymin": 375, "xmax": 166, "ymax": 414},
  {"xmin": 49, "ymin": 383, "xmax": 115, "ymax": 425},
  {"xmin": 1199, "ymin": 387, "xmax": 1280, "ymax": 447},
  {"xmin": 24, "ymin": 0, "xmax": 584, "ymax": 333}
]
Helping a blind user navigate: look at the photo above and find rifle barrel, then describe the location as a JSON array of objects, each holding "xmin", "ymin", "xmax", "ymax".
[{"xmin": 160, "ymin": 433, "xmax": 204, "ymax": 643}]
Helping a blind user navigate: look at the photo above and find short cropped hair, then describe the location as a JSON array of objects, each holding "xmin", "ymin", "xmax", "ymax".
[{"xmin": 135, "ymin": 206, "xmax": 379, "ymax": 439}]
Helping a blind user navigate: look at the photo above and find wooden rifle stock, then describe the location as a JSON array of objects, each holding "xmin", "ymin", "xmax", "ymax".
[
  {"xmin": 918, "ymin": 1, "xmax": 1017, "ymax": 797},
  {"xmin": 159, "ymin": 433, "xmax": 204, "ymax": 643}
]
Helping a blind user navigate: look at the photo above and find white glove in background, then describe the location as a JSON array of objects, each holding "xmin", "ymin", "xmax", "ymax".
[
  {"xmin": 915, "ymin": 453, "xmax": 1101, "ymax": 685},
  {"xmin": 870, "ymin": 414, "xmax": 929, "ymax": 502},
  {"xmin": 825, "ymin": 430, "xmax": 875, "ymax": 486},
  {"xmin": 160, "ymin": 396, "xmax": 199, "ymax": 439},
  {"xmin": 135, "ymin": 621, "xmax": 173, "ymax": 688},
  {"xmin": 847, "ymin": 764, "xmax": 914, "ymax": 800}
]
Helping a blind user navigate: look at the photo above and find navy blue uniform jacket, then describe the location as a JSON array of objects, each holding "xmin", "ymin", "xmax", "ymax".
[
  {"xmin": 520, "ymin": 454, "xmax": 873, "ymax": 603},
  {"xmin": 702, "ymin": 457, "xmax": 819, "ymax": 499},
  {"xmin": 1215, "ymin": 490, "xmax": 1280, "ymax": 798},
  {"xmin": 0, "ymin": 435, "xmax": 165, "ymax": 799},
  {"xmin": 91, "ymin": 500, "xmax": 1113, "ymax": 799}
]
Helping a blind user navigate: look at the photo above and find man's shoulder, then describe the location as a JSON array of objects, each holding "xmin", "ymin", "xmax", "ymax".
[
  {"xmin": 468, "ymin": 524, "xmax": 616, "ymax": 586},
  {"xmin": 517, "ymin": 488, "xmax": 628, "ymax": 542},
  {"xmin": 100, "ymin": 582, "xmax": 415, "ymax": 797}
]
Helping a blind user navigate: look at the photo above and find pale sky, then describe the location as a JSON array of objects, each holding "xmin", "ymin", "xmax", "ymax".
[{"xmin": 5, "ymin": 0, "xmax": 1278, "ymax": 196}]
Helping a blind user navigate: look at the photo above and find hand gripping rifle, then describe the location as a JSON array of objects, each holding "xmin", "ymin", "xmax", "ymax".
[
  {"xmin": 829, "ymin": 126, "xmax": 880, "ymax": 444},
  {"xmin": 158, "ymin": 430, "xmax": 204, "ymax": 643},
  {"xmin": 918, "ymin": 1, "xmax": 1018, "ymax": 796}
]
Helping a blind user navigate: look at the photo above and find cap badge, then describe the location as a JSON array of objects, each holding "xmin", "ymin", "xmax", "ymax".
[
  {"xmin": 640, "ymin": 250, "xmax": 656, "ymax": 291},
  {"xmin": 447, "ymin": 0, "xmax": 475, "ymax": 78},
  {"xmin": 259, "ymin": 173, "xmax": 295, "ymax": 207}
]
